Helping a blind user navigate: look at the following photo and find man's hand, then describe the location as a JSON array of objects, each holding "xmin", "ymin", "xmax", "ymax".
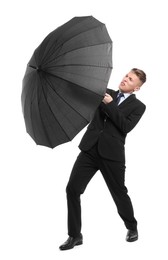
[{"xmin": 102, "ymin": 93, "xmax": 113, "ymax": 104}]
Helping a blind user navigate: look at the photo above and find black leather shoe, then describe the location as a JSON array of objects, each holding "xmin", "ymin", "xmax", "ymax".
[
  {"xmin": 126, "ymin": 229, "xmax": 138, "ymax": 242},
  {"xmin": 59, "ymin": 234, "xmax": 83, "ymax": 250}
]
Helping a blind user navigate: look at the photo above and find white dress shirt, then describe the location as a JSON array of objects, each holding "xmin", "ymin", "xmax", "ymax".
[{"xmin": 117, "ymin": 92, "xmax": 131, "ymax": 105}]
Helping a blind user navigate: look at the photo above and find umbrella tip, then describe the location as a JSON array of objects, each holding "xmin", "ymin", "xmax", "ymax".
[{"xmin": 28, "ymin": 64, "xmax": 42, "ymax": 72}]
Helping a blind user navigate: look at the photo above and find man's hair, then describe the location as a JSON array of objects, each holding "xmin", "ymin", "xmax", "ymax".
[{"xmin": 131, "ymin": 68, "xmax": 146, "ymax": 84}]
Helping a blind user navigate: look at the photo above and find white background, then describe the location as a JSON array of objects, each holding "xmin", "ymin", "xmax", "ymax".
[{"xmin": 1, "ymin": 0, "xmax": 168, "ymax": 259}]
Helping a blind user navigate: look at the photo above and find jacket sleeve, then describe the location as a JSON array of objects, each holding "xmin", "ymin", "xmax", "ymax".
[{"xmin": 100, "ymin": 101, "xmax": 146, "ymax": 134}]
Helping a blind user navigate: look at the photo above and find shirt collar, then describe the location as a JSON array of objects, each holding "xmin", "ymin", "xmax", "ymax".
[
  {"xmin": 123, "ymin": 92, "xmax": 131, "ymax": 99},
  {"xmin": 118, "ymin": 91, "xmax": 131, "ymax": 97}
]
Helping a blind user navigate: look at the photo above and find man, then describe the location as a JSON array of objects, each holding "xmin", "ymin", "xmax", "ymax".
[{"xmin": 59, "ymin": 68, "xmax": 146, "ymax": 250}]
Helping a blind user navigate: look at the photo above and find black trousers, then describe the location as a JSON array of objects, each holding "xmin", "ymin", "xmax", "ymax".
[{"xmin": 66, "ymin": 144, "xmax": 137, "ymax": 237}]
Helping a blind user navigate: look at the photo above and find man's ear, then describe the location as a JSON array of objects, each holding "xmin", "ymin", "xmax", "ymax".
[{"xmin": 134, "ymin": 86, "xmax": 140, "ymax": 92}]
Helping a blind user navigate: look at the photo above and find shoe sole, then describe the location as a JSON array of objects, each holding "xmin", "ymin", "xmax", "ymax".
[
  {"xmin": 59, "ymin": 240, "xmax": 83, "ymax": 250},
  {"xmin": 126, "ymin": 237, "xmax": 138, "ymax": 242}
]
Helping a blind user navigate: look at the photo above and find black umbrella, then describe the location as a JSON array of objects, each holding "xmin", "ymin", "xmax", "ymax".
[{"xmin": 21, "ymin": 16, "xmax": 112, "ymax": 148}]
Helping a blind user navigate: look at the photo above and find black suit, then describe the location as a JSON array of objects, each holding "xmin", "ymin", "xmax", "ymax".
[{"xmin": 66, "ymin": 89, "xmax": 146, "ymax": 237}]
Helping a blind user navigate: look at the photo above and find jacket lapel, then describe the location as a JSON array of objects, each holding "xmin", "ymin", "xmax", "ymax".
[{"xmin": 119, "ymin": 93, "xmax": 136, "ymax": 107}]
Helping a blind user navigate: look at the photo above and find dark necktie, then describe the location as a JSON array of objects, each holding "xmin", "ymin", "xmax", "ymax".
[{"xmin": 116, "ymin": 92, "xmax": 124, "ymax": 105}]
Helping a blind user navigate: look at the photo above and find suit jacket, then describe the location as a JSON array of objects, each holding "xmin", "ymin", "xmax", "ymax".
[{"xmin": 79, "ymin": 89, "xmax": 146, "ymax": 162}]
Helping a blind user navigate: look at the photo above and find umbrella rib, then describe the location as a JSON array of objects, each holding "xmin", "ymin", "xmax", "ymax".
[
  {"xmin": 24, "ymin": 77, "xmax": 37, "ymax": 141},
  {"xmin": 41, "ymin": 22, "xmax": 105, "ymax": 64},
  {"xmin": 44, "ymin": 66, "xmax": 111, "ymax": 96},
  {"xmin": 45, "ymin": 74, "xmax": 92, "ymax": 122},
  {"xmin": 41, "ymin": 75, "xmax": 88, "ymax": 140},
  {"xmin": 43, "ymin": 42, "xmax": 112, "ymax": 67},
  {"xmin": 47, "ymin": 69, "xmax": 109, "ymax": 85},
  {"xmin": 46, "ymin": 64, "xmax": 112, "ymax": 69},
  {"xmin": 46, "ymin": 71, "xmax": 108, "ymax": 99},
  {"xmin": 34, "ymin": 75, "xmax": 56, "ymax": 147}
]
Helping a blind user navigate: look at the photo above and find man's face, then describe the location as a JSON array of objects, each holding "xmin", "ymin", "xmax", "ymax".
[{"xmin": 119, "ymin": 71, "xmax": 142, "ymax": 93}]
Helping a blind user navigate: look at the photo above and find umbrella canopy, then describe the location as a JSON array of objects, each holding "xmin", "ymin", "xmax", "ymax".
[{"xmin": 21, "ymin": 16, "xmax": 112, "ymax": 148}]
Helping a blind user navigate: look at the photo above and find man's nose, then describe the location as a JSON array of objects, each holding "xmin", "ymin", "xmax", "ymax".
[{"xmin": 124, "ymin": 78, "xmax": 127, "ymax": 83}]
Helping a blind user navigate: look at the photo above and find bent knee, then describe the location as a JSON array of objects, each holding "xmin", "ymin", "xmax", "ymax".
[{"xmin": 66, "ymin": 182, "xmax": 84, "ymax": 196}]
